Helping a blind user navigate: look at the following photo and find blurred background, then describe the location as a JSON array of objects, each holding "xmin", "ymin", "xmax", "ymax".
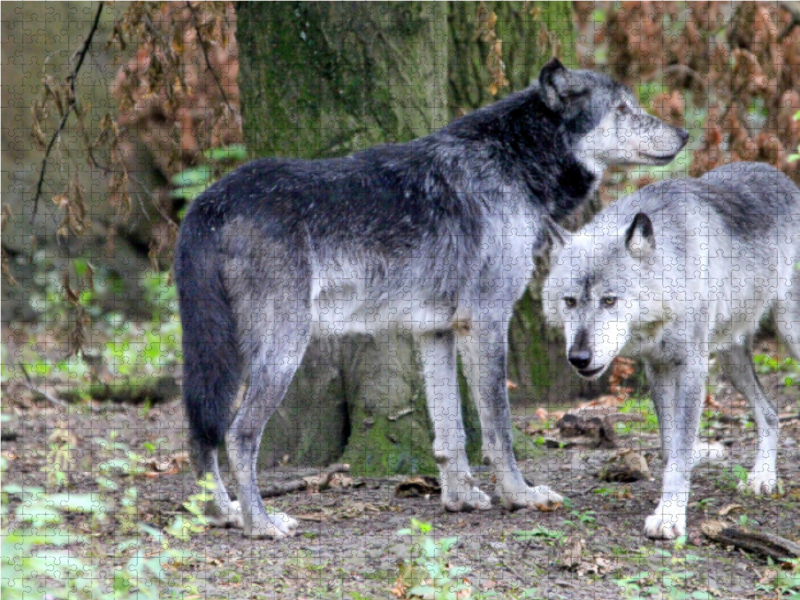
[{"xmin": 2, "ymin": 1, "xmax": 799, "ymax": 471}]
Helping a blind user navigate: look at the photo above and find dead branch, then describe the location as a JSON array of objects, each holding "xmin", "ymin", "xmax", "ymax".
[
  {"xmin": 260, "ymin": 463, "xmax": 351, "ymax": 498},
  {"xmin": 701, "ymin": 520, "xmax": 800, "ymax": 563},
  {"xmin": 185, "ymin": 1, "xmax": 234, "ymax": 114},
  {"xmin": 778, "ymin": 2, "xmax": 800, "ymax": 42},
  {"xmin": 31, "ymin": 1, "xmax": 104, "ymax": 224}
]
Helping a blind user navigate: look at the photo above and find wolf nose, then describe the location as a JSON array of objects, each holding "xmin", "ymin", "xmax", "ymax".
[
  {"xmin": 568, "ymin": 349, "xmax": 592, "ymax": 370},
  {"xmin": 677, "ymin": 128, "xmax": 689, "ymax": 144}
]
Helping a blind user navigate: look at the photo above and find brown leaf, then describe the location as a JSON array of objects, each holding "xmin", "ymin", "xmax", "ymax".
[{"xmin": 395, "ymin": 476, "xmax": 441, "ymax": 498}]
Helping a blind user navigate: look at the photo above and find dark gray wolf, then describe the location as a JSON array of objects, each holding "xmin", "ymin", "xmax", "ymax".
[
  {"xmin": 543, "ymin": 162, "xmax": 800, "ymax": 539},
  {"xmin": 174, "ymin": 58, "xmax": 688, "ymax": 538}
]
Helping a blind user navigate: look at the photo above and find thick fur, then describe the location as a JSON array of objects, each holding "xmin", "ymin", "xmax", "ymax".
[
  {"xmin": 544, "ymin": 162, "xmax": 800, "ymax": 539},
  {"xmin": 175, "ymin": 58, "xmax": 687, "ymax": 538}
]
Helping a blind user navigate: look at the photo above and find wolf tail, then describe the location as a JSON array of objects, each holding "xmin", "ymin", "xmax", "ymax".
[{"xmin": 174, "ymin": 237, "xmax": 240, "ymax": 451}]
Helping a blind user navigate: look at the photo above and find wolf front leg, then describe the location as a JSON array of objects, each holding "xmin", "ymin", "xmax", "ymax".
[
  {"xmin": 457, "ymin": 320, "xmax": 563, "ymax": 511},
  {"xmin": 418, "ymin": 331, "xmax": 491, "ymax": 511},
  {"xmin": 644, "ymin": 354, "xmax": 708, "ymax": 539}
]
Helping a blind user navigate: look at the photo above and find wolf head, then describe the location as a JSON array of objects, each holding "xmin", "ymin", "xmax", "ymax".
[
  {"xmin": 543, "ymin": 212, "xmax": 667, "ymax": 380},
  {"xmin": 538, "ymin": 59, "xmax": 689, "ymax": 178}
]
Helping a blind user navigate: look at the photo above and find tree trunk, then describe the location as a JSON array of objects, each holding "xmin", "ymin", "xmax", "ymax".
[{"xmin": 236, "ymin": 1, "xmax": 584, "ymax": 476}]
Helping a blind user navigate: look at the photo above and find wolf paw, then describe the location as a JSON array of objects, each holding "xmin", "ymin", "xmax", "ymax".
[
  {"xmin": 692, "ymin": 441, "xmax": 727, "ymax": 467},
  {"xmin": 441, "ymin": 486, "xmax": 492, "ymax": 512},
  {"xmin": 644, "ymin": 504, "xmax": 686, "ymax": 540},
  {"xmin": 206, "ymin": 499, "xmax": 245, "ymax": 529},
  {"xmin": 243, "ymin": 511, "xmax": 299, "ymax": 539},
  {"xmin": 737, "ymin": 470, "xmax": 776, "ymax": 495},
  {"xmin": 502, "ymin": 485, "xmax": 564, "ymax": 511}
]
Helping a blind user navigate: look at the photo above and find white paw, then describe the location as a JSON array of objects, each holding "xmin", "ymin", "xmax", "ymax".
[
  {"xmin": 441, "ymin": 485, "xmax": 492, "ymax": 512},
  {"xmin": 244, "ymin": 512, "xmax": 299, "ymax": 539},
  {"xmin": 207, "ymin": 499, "xmax": 245, "ymax": 529},
  {"xmin": 644, "ymin": 502, "xmax": 686, "ymax": 540},
  {"xmin": 502, "ymin": 484, "xmax": 564, "ymax": 511},
  {"xmin": 737, "ymin": 469, "xmax": 776, "ymax": 495},
  {"xmin": 692, "ymin": 441, "xmax": 727, "ymax": 467}
]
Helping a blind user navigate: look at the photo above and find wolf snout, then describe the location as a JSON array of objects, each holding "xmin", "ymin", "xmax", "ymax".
[
  {"xmin": 568, "ymin": 348, "xmax": 592, "ymax": 370},
  {"xmin": 662, "ymin": 126, "xmax": 689, "ymax": 153}
]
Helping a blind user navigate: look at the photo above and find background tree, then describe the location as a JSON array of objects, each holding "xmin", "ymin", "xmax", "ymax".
[{"xmin": 235, "ymin": 1, "xmax": 581, "ymax": 474}]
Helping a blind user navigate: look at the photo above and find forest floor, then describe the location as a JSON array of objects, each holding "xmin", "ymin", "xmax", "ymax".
[{"xmin": 4, "ymin": 334, "xmax": 800, "ymax": 600}]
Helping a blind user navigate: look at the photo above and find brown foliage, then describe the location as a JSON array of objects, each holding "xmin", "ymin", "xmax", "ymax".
[
  {"xmin": 112, "ymin": 1, "xmax": 241, "ymax": 178},
  {"xmin": 29, "ymin": 2, "xmax": 242, "ymax": 355},
  {"xmin": 575, "ymin": 1, "xmax": 800, "ymax": 191}
]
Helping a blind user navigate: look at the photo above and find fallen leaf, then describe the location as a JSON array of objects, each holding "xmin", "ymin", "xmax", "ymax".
[
  {"xmin": 395, "ymin": 476, "xmax": 441, "ymax": 498},
  {"xmin": 598, "ymin": 449, "xmax": 652, "ymax": 482},
  {"xmin": 561, "ymin": 537, "xmax": 586, "ymax": 568},
  {"xmin": 718, "ymin": 504, "xmax": 745, "ymax": 517}
]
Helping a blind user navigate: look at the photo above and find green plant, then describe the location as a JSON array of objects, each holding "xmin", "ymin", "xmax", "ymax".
[
  {"xmin": 619, "ymin": 397, "xmax": 660, "ymax": 433},
  {"xmin": 512, "ymin": 525, "xmax": 566, "ymax": 545},
  {"xmin": 732, "ymin": 464, "xmax": 749, "ymax": 488},
  {"xmin": 756, "ymin": 558, "xmax": 800, "ymax": 599},
  {"xmin": 564, "ymin": 509, "xmax": 597, "ymax": 528},
  {"xmin": 171, "ymin": 144, "xmax": 248, "ymax": 209},
  {"xmin": 789, "ymin": 111, "xmax": 800, "ymax": 163},
  {"xmin": 1, "ymin": 431, "xmax": 207, "ymax": 600},
  {"xmin": 395, "ymin": 518, "xmax": 473, "ymax": 600}
]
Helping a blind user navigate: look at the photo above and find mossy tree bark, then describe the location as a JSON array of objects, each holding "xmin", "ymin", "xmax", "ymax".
[{"xmin": 236, "ymin": 2, "xmax": 584, "ymax": 476}]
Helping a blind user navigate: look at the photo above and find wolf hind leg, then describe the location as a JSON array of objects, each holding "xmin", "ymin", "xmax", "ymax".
[
  {"xmin": 226, "ymin": 325, "xmax": 310, "ymax": 538},
  {"xmin": 720, "ymin": 341, "xmax": 780, "ymax": 495},
  {"xmin": 774, "ymin": 275, "xmax": 800, "ymax": 360},
  {"xmin": 190, "ymin": 440, "xmax": 244, "ymax": 528},
  {"xmin": 418, "ymin": 331, "xmax": 490, "ymax": 512}
]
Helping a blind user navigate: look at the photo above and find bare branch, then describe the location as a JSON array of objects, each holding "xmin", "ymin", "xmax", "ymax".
[
  {"xmin": 185, "ymin": 1, "xmax": 234, "ymax": 114},
  {"xmin": 31, "ymin": 2, "xmax": 104, "ymax": 224},
  {"xmin": 17, "ymin": 362, "xmax": 69, "ymax": 409},
  {"xmin": 778, "ymin": 2, "xmax": 800, "ymax": 42}
]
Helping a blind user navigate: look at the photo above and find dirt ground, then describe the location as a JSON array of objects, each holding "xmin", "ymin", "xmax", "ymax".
[{"xmin": 4, "ymin": 344, "xmax": 800, "ymax": 600}]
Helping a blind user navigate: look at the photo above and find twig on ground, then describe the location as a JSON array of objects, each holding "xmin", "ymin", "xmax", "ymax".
[
  {"xmin": 702, "ymin": 520, "xmax": 800, "ymax": 563},
  {"xmin": 260, "ymin": 463, "xmax": 351, "ymax": 498}
]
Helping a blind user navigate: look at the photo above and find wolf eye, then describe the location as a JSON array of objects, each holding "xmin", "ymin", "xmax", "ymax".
[
  {"xmin": 601, "ymin": 296, "xmax": 617, "ymax": 308},
  {"xmin": 616, "ymin": 103, "xmax": 629, "ymax": 114},
  {"xmin": 564, "ymin": 297, "xmax": 577, "ymax": 309}
]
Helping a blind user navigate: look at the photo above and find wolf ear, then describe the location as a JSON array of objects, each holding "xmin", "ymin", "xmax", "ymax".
[
  {"xmin": 539, "ymin": 58, "xmax": 587, "ymax": 112},
  {"xmin": 625, "ymin": 213, "xmax": 655, "ymax": 258}
]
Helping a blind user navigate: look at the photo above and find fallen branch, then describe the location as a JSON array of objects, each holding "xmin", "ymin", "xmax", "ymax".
[
  {"xmin": 260, "ymin": 463, "xmax": 351, "ymax": 498},
  {"xmin": 17, "ymin": 362, "xmax": 70, "ymax": 409},
  {"xmin": 701, "ymin": 520, "xmax": 800, "ymax": 563}
]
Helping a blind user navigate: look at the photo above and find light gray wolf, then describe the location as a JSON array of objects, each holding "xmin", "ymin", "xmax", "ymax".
[
  {"xmin": 174, "ymin": 58, "xmax": 688, "ymax": 538},
  {"xmin": 543, "ymin": 162, "xmax": 800, "ymax": 539}
]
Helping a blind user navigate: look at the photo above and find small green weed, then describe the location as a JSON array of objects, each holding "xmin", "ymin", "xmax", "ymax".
[
  {"xmin": 2, "ymin": 430, "xmax": 208, "ymax": 600},
  {"xmin": 513, "ymin": 525, "xmax": 566, "ymax": 545},
  {"xmin": 395, "ymin": 518, "xmax": 474, "ymax": 600}
]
